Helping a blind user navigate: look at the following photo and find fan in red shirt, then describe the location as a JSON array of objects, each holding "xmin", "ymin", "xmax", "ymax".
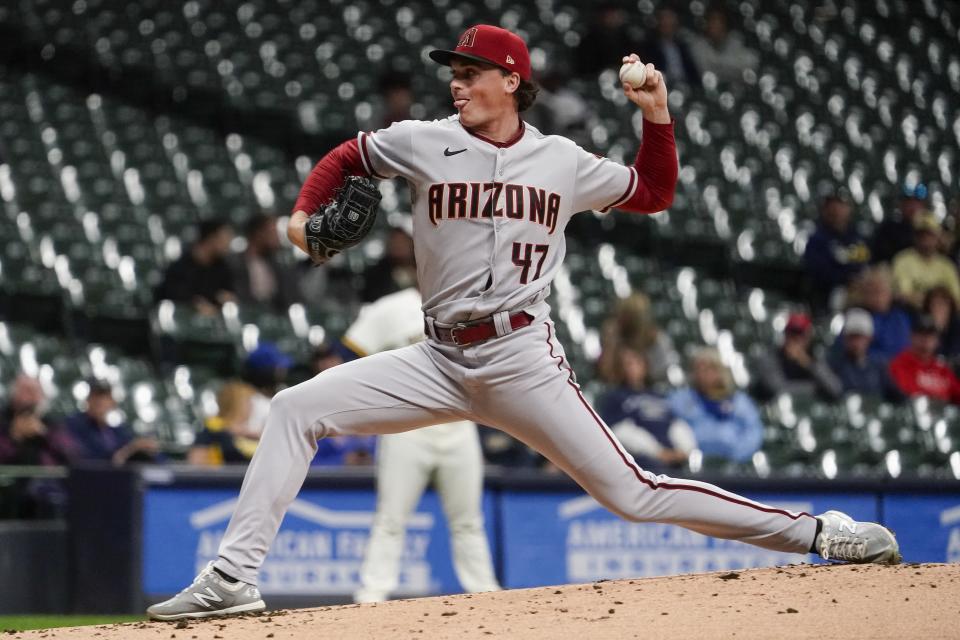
[{"xmin": 889, "ymin": 314, "xmax": 960, "ymax": 403}]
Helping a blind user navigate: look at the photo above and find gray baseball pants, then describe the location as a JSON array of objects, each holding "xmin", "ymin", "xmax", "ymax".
[{"xmin": 215, "ymin": 315, "xmax": 817, "ymax": 585}]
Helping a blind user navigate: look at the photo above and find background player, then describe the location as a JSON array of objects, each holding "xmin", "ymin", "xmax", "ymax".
[
  {"xmin": 335, "ymin": 282, "xmax": 500, "ymax": 603},
  {"xmin": 148, "ymin": 25, "xmax": 899, "ymax": 621}
]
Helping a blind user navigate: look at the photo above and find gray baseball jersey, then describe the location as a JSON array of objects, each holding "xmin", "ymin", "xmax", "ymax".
[
  {"xmin": 212, "ymin": 115, "xmax": 820, "ymax": 589},
  {"xmin": 358, "ymin": 118, "xmax": 638, "ymax": 324}
]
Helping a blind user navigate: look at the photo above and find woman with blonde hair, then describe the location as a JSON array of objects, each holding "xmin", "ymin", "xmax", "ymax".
[
  {"xmin": 668, "ymin": 347, "xmax": 763, "ymax": 463},
  {"xmin": 598, "ymin": 292, "xmax": 679, "ymax": 385},
  {"xmin": 846, "ymin": 265, "xmax": 911, "ymax": 359},
  {"xmin": 188, "ymin": 381, "xmax": 260, "ymax": 465}
]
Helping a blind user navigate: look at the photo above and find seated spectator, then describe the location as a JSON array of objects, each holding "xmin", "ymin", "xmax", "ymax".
[
  {"xmin": 871, "ymin": 182, "xmax": 928, "ymax": 264},
  {"xmin": 923, "ymin": 286, "xmax": 960, "ymax": 365},
  {"xmin": 639, "ymin": 6, "xmax": 701, "ymax": 87},
  {"xmin": 892, "ymin": 212, "xmax": 960, "ymax": 310},
  {"xmin": 598, "ymin": 349, "xmax": 696, "ymax": 470},
  {"xmin": 229, "ymin": 215, "xmax": 300, "ymax": 312},
  {"xmin": 574, "ymin": 3, "xmax": 636, "ymax": 78},
  {"xmin": 188, "ymin": 382, "xmax": 260, "ymax": 465},
  {"xmin": 598, "ymin": 293, "xmax": 679, "ymax": 387},
  {"xmin": 65, "ymin": 380, "xmax": 159, "ymax": 465},
  {"xmin": 361, "ymin": 225, "xmax": 416, "ymax": 303},
  {"xmin": 668, "ymin": 347, "xmax": 763, "ymax": 463},
  {"xmin": 752, "ymin": 312, "xmax": 843, "ymax": 401},
  {"xmin": 0, "ymin": 374, "xmax": 72, "ymax": 466},
  {"xmin": 889, "ymin": 315, "xmax": 960, "ymax": 403},
  {"xmin": 688, "ymin": 3, "xmax": 759, "ymax": 83},
  {"xmin": 241, "ymin": 342, "xmax": 293, "ymax": 437},
  {"xmin": 802, "ymin": 193, "xmax": 871, "ymax": 312},
  {"xmin": 156, "ymin": 219, "xmax": 236, "ymax": 315},
  {"xmin": 846, "ymin": 265, "xmax": 911, "ymax": 359},
  {"xmin": 827, "ymin": 309, "xmax": 904, "ymax": 402}
]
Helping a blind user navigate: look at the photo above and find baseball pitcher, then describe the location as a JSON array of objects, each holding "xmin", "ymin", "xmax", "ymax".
[{"xmin": 148, "ymin": 25, "xmax": 899, "ymax": 620}]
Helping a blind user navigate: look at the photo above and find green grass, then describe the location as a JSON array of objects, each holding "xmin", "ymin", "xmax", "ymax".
[{"xmin": 0, "ymin": 615, "xmax": 145, "ymax": 631}]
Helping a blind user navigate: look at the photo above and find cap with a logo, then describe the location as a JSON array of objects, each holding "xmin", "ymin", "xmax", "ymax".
[
  {"xmin": 429, "ymin": 24, "xmax": 532, "ymax": 82},
  {"xmin": 843, "ymin": 308, "xmax": 874, "ymax": 337}
]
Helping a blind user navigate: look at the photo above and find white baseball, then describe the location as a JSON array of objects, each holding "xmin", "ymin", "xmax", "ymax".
[{"xmin": 619, "ymin": 60, "xmax": 647, "ymax": 89}]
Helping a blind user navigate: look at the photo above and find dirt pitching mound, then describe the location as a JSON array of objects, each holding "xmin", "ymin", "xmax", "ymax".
[{"xmin": 18, "ymin": 563, "xmax": 960, "ymax": 640}]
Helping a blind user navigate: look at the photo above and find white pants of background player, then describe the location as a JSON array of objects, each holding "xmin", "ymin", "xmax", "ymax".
[
  {"xmin": 354, "ymin": 422, "xmax": 500, "ymax": 603},
  {"xmin": 214, "ymin": 307, "xmax": 818, "ymax": 586}
]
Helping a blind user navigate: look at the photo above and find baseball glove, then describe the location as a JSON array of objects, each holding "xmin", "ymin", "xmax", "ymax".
[{"xmin": 304, "ymin": 176, "xmax": 382, "ymax": 265}]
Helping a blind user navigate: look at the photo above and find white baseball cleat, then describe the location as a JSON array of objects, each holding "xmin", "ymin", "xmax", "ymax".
[
  {"xmin": 147, "ymin": 562, "xmax": 266, "ymax": 621},
  {"xmin": 814, "ymin": 510, "xmax": 901, "ymax": 565}
]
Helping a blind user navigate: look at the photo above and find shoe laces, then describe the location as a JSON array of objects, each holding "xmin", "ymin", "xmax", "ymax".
[
  {"xmin": 176, "ymin": 562, "xmax": 216, "ymax": 595},
  {"xmin": 819, "ymin": 533, "xmax": 867, "ymax": 561}
]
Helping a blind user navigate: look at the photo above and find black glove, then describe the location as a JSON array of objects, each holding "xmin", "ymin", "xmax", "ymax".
[{"xmin": 304, "ymin": 176, "xmax": 382, "ymax": 265}]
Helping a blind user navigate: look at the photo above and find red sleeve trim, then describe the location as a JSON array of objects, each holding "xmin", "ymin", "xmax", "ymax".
[
  {"xmin": 599, "ymin": 167, "xmax": 638, "ymax": 213},
  {"xmin": 359, "ymin": 132, "xmax": 388, "ymax": 180}
]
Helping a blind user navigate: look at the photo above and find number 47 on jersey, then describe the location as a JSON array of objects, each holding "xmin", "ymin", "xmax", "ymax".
[{"xmin": 512, "ymin": 242, "xmax": 549, "ymax": 284}]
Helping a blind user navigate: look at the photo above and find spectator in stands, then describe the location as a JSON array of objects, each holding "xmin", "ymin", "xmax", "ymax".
[
  {"xmin": 892, "ymin": 212, "xmax": 960, "ymax": 310},
  {"xmin": 0, "ymin": 374, "xmax": 72, "ymax": 466},
  {"xmin": 526, "ymin": 70, "xmax": 590, "ymax": 142},
  {"xmin": 361, "ymin": 224, "xmax": 417, "ymax": 302},
  {"xmin": 688, "ymin": 3, "xmax": 759, "ymax": 83},
  {"xmin": 802, "ymin": 193, "xmax": 871, "ymax": 312},
  {"xmin": 230, "ymin": 215, "xmax": 300, "ymax": 313},
  {"xmin": 639, "ymin": 6, "xmax": 701, "ymax": 87},
  {"xmin": 846, "ymin": 265, "xmax": 911, "ymax": 359},
  {"xmin": 189, "ymin": 381, "xmax": 260, "ymax": 465},
  {"xmin": 668, "ymin": 347, "xmax": 763, "ymax": 463},
  {"xmin": 827, "ymin": 309, "xmax": 904, "ymax": 402},
  {"xmin": 378, "ymin": 72, "xmax": 414, "ymax": 127},
  {"xmin": 752, "ymin": 312, "xmax": 843, "ymax": 401},
  {"xmin": 870, "ymin": 182, "xmax": 929, "ymax": 264},
  {"xmin": 598, "ymin": 349, "xmax": 696, "ymax": 470},
  {"xmin": 65, "ymin": 380, "xmax": 160, "ymax": 465},
  {"xmin": 598, "ymin": 293, "xmax": 679, "ymax": 387},
  {"xmin": 574, "ymin": 3, "xmax": 637, "ymax": 78},
  {"xmin": 241, "ymin": 342, "xmax": 293, "ymax": 437},
  {"xmin": 156, "ymin": 219, "xmax": 237, "ymax": 315},
  {"xmin": 889, "ymin": 315, "xmax": 960, "ymax": 403},
  {"xmin": 923, "ymin": 286, "xmax": 960, "ymax": 366}
]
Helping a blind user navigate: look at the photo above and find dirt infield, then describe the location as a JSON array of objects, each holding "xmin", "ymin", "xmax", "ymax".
[{"xmin": 17, "ymin": 563, "xmax": 960, "ymax": 640}]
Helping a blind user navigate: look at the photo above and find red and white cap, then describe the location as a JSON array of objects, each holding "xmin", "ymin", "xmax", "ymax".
[{"xmin": 429, "ymin": 24, "xmax": 532, "ymax": 82}]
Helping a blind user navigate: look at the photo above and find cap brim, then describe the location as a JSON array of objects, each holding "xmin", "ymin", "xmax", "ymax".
[{"xmin": 429, "ymin": 49, "xmax": 506, "ymax": 71}]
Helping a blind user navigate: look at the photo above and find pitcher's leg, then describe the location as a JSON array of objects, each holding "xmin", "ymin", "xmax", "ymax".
[
  {"xmin": 216, "ymin": 344, "xmax": 468, "ymax": 584},
  {"xmin": 354, "ymin": 433, "xmax": 432, "ymax": 603},
  {"xmin": 474, "ymin": 323, "xmax": 818, "ymax": 554},
  {"xmin": 434, "ymin": 424, "xmax": 501, "ymax": 593}
]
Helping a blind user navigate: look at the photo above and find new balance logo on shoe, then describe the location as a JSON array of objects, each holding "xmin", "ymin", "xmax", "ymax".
[{"xmin": 193, "ymin": 587, "xmax": 224, "ymax": 608}]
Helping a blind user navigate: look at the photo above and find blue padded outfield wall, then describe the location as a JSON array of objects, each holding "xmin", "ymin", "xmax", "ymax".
[{"xmin": 141, "ymin": 482, "xmax": 960, "ymax": 598}]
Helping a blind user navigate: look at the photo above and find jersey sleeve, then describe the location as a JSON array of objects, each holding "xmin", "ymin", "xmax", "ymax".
[
  {"xmin": 341, "ymin": 300, "xmax": 392, "ymax": 356},
  {"xmin": 357, "ymin": 120, "xmax": 419, "ymax": 181},
  {"xmin": 571, "ymin": 146, "xmax": 639, "ymax": 214}
]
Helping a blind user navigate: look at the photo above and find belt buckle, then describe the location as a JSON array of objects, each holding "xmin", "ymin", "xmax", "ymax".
[{"xmin": 449, "ymin": 322, "xmax": 470, "ymax": 346}]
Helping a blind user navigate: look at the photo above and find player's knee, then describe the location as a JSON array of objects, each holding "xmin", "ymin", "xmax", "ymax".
[{"xmin": 447, "ymin": 516, "xmax": 484, "ymax": 535}]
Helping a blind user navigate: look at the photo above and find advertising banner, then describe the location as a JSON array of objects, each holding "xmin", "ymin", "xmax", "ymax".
[
  {"xmin": 499, "ymin": 491, "xmax": 877, "ymax": 588},
  {"xmin": 883, "ymin": 494, "xmax": 960, "ymax": 563},
  {"xmin": 142, "ymin": 487, "xmax": 497, "ymax": 597}
]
